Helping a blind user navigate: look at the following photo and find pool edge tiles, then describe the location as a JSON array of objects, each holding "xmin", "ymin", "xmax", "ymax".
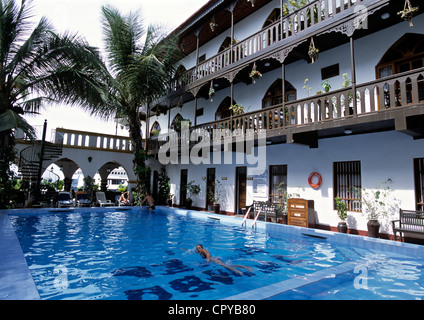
[
  {"xmin": 0, "ymin": 213, "xmax": 40, "ymax": 300},
  {"xmin": 223, "ymin": 261, "xmax": 358, "ymax": 300}
]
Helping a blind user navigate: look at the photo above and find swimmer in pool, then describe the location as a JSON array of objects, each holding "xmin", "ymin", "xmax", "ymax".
[
  {"xmin": 140, "ymin": 192, "xmax": 155, "ymax": 210},
  {"xmin": 194, "ymin": 244, "xmax": 252, "ymax": 276}
]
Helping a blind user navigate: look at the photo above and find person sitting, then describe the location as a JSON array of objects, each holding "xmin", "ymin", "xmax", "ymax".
[{"xmin": 118, "ymin": 191, "xmax": 130, "ymax": 205}]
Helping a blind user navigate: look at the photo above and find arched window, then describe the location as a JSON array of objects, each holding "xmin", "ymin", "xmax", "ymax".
[
  {"xmin": 174, "ymin": 65, "xmax": 188, "ymax": 90},
  {"xmin": 171, "ymin": 113, "xmax": 183, "ymax": 130},
  {"xmin": 150, "ymin": 121, "xmax": 161, "ymax": 136},
  {"xmin": 376, "ymin": 33, "xmax": 424, "ymax": 79},
  {"xmin": 376, "ymin": 33, "xmax": 424, "ymax": 107},
  {"xmin": 215, "ymin": 97, "xmax": 234, "ymax": 120},
  {"xmin": 262, "ymin": 8, "xmax": 281, "ymax": 28},
  {"xmin": 218, "ymin": 37, "xmax": 233, "ymax": 53},
  {"xmin": 262, "ymin": 79, "xmax": 297, "ymax": 109}
]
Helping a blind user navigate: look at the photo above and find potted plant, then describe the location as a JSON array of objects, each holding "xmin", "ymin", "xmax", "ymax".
[
  {"xmin": 273, "ymin": 182, "xmax": 303, "ymax": 224},
  {"xmin": 249, "ymin": 63, "xmax": 262, "ymax": 84},
  {"xmin": 229, "ymin": 103, "xmax": 245, "ymax": 116},
  {"xmin": 207, "ymin": 179, "xmax": 222, "ymax": 214},
  {"xmin": 335, "ymin": 197, "xmax": 348, "ymax": 233},
  {"xmin": 308, "ymin": 38, "xmax": 319, "ymax": 63},
  {"xmin": 398, "ymin": 0, "xmax": 419, "ymax": 27},
  {"xmin": 209, "ymin": 87, "xmax": 215, "ymax": 102},
  {"xmin": 184, "ymin": 180, "xmax": 201, "ymax": 209},
  {"xmin": 213, "ymin": 179, "xmax": 223, "ymax": 214},
  {"xmin": 207, "ymin": 185, "xmax": 215, "ymax": 211},
  {"xmin": 168, "ymin": 194, "xmax": 174, "ymax": 207},
  {"xmin": 174, "ymin": 118, "xmax": 192, "ymax": 132},
  {"xmin": 321, "ymin": 79, "xmax": 331, "ymax": 93},
  {"xmin": 354, "ymin": 179, "xmax": 400, "ymax": 238}
]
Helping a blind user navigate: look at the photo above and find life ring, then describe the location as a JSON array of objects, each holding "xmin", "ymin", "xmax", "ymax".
[{"xmin": 308, "ymin": 172, "xmax": 322, "ymax": 189}]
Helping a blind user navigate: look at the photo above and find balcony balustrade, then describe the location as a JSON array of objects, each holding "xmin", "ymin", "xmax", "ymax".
[
  {"xmin": 149, "ymin": 67, "xmax": 424, "ymax": 154},
  {"xmin": 55, "ymin": 128, "xmax": 133, "ymax": 153},
  {"xmin": 172, "ymin": 0, "xmax": 364, "ymax": 91}
]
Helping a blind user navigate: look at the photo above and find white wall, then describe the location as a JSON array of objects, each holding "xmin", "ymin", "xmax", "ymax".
[{"xmin": 163, "ymin": 130, "xmax": 424, "ymax": 234}]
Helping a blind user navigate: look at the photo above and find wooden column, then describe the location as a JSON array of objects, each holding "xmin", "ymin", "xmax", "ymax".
[{"xmin": 350, "ymin": 36, "xmax": 357, "ymax": 111}]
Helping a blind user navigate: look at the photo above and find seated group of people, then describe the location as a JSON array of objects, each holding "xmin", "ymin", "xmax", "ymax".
[{"xmin": 118, "ymin": 191, "xmax": 155, "ymax": 210}]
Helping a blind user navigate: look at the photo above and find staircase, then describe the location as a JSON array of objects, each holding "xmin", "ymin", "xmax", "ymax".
[{"xmin": 19, "ymin": 140, "xmax": 63, "ymax": 183}]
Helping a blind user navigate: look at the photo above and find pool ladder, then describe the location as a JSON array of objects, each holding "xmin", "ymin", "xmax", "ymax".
[{"xmin": 241, "ymin": 207, "xmax": 261, "ymax": 229}]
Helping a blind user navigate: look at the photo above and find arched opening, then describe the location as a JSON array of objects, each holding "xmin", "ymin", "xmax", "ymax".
[
  {"xmin": 376, "ymin": 33, "xmax": 424, "ymax": 108},
  {"xmin": 150, "ymin": 121, "xmax": 161, "ymax": 136},
  {"xmin": 262, "ymin": 8, "xmax": 281, "ymax": 28},
  {"xmin": 262, "ymin": 79, "xmax": 297, "ymax": 109},
  {"xmin": 215, "ymin": 97, "xmax": 235, "ymax": 120},
  {"xmin": 218, "ymin": 37, "xmax": 233, "ymax": 53},
  {"xmin": 174, "ymin": 65, "xmax": 187, "ymax": 90},
  {"xmin": 376, "ymin": 33, "xmax": 424, "ymax": 78}
]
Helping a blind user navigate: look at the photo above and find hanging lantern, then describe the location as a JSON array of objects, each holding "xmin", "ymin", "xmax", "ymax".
[
  {"xmin": 308, "ymin": 37, "xmax": 319, "ymax": 64},
  {"xmin": 398, "ymin": 0, "xmax": 419, "ymax": 27},
  {"xmin": 249, "ymin": 62, "xmax": 262, "ymax": 84},
  {"xmin": 247, "ymin": 0, "xmax": 256, "ymax": 8}
]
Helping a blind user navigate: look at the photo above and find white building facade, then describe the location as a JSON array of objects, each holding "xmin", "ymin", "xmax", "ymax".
[{"xmin": 146, "ymin": 0, "xmax": 424, "ymax": 237}]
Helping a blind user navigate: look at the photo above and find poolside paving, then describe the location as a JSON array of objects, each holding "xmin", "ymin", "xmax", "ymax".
[{"xmin": 0, "ymin": 213, "xmax": 40, "ymax": 300}]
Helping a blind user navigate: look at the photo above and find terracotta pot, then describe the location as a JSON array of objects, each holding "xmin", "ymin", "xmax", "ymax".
[
  {"xmin": 337, "ymin": 222, "xmax": 348, "ymax": 233},
  {"xmin": 367, "ymin": 219, "xmax": 381, "ymax": 238}
]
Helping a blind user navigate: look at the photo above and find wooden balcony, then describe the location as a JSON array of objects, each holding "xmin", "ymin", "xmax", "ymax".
[
  {"xmin": 149, "ymin": 67, "xmax": 424, "ymax": 154},
  {"xmin": 171, "ymin": 0, "xmax": 366, "ymax": 92}
]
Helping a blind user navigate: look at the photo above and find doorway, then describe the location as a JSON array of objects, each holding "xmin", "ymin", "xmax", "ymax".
[
  {"xmin": 235, "ymin": 167, "xmax": 247, "ymax": 214},
  {"xmin": 206, "ymin": 168, "xmax": 216, "ymax": 209},
  {"xmin": 180, "ymin": 169, "xmax": 188, "ymax": 207}
]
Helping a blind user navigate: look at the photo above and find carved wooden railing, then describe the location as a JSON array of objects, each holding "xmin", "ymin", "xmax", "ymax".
[
  {"xmin": 149, "ymin": 67, "xmax": 424, "ymax": 154},
  {"xmin": 171, "ymin": 0, "xmax": 364, "ymax": 91}
]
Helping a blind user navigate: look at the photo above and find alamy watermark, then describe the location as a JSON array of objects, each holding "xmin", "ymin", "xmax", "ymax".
[{"xmin": 158, "ymin": 122, "xmax": 267, "ymax": 174}]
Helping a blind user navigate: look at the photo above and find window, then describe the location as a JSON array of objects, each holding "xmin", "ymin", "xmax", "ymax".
[
  {"xmin": 215, "ymin": 97, "xmax": 233, "ymax": 120},
  {"xmin": 269, "ymin": 165, "xmax": 287, "ymax": 204},
  {"xmin": 321, "ymin": 64, "xmax": 340, "ymax": 80},
  {"xmin": 414, "ymin": 158, "xmax": 424, "ymax": 211},
  {"xmin": 262, "ymin": 79, "xmax": 296, "ymax": 109},
  {"xmin": 376, "ymin": 33, "xmax": 424, "ymax": 80},
  {"xmin": 150, "ymin": 121, "xmax": 161, "ymax": 136},
  {"xmin": 333, "ymin": 161, "xmax": 362, "ymax": 212}
]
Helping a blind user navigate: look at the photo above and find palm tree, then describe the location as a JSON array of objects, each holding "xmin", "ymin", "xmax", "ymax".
[
  {"xmin": 0, "ymin": 0, "xmax": 107, "ymax": 207},
  {"xmin": 84, "ymin": 6, "xmax": 183, "ymax": 195}
]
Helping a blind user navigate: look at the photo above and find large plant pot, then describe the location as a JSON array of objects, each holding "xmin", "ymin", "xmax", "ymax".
[
  {"xmin": 185, "ymin": 199, "xmax": 193, "ymax": 209},
  {"xmin": 337, "ymin": 222, "xmax": 348, "ymax": 233},
  {"xmin": 367, "ymin": 219, "xmax": 381, "ymax": 238},
  {"xmin": 281, "ymin": 212, "xmax": 288, "ymax": 224},
  {"xmin": 213, "ymin": 203, "xmax": 220, "ymax": 214}
]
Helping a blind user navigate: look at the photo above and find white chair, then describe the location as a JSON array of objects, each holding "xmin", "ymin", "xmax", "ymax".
[{"xmin": 96, "ymin": 192, "xmax": 114, "ymax": 207}]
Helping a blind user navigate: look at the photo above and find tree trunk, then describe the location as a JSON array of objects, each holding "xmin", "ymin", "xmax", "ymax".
[{"xmin": 128, "ymin": 121, "xmax": 150, "ymax": 198}]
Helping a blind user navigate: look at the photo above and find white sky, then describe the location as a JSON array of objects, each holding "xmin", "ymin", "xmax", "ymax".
[{"xmin": 25, "ymin": 0, "xmax": 209, "ymax": 137}]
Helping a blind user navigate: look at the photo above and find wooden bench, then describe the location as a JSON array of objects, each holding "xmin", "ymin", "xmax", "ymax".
[{"xmin": 392, "ymin": 209, "xmax": 424, "ymax": 242}]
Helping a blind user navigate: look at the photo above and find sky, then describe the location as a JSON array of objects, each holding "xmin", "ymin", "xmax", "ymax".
[{"xmin": 25, "ymin": 0, "xmax": 209, "ymax": 138}]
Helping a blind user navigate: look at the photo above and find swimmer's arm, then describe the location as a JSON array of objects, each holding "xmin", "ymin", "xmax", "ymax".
[{"xmin": 204, "ymin": 250, "xmax": 211, "ymax": 262}]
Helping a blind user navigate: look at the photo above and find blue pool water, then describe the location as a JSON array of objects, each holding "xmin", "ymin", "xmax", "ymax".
[{"xmin": 9, "ymin": 207, "xmax": 424, "ymax": 300}]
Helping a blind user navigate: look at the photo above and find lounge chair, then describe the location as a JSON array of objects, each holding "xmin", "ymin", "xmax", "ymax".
[
  {"xmin": 75, "ymin": 192, "xmax": 92, "ymax": 207},
  {"xmin": 96, "ymin": 192, "xmax": 114, "ymax": 207},
  {"xmin": 58, "ymin": 192, "xmax": 73, "ymax": 208}
]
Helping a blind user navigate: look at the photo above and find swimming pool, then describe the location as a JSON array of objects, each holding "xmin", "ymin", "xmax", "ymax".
[{"xmin": 7, "ymin": 206, "xmax": 424, "ymax": 300}]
